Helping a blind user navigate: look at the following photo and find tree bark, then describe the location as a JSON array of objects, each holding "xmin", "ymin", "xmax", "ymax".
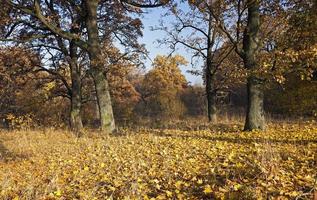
[
  {"xmin": 91, "ymin": 69, "xmax": 115, "ymax": 132},
  {"xmin": 69, "ymin": 43, "xmax": 83, "ymax": 134},
  {"xmin": 205, "ymin": 65, "xmax": 217, "ymax": 122},
  {"xmin": 206, "ymin": 14, "xmax": 217, "ymax": 123},
  {"xmin": 243, "ymin": 0, "xmax": 265, "ymax": 130},
  {"xmin": 244, "ymin": 75, "xmax": 265, "ymax": 130},
  {"xmin": 85, "ymin": 0, "xmax": 115, "ymax": 133},
  {"xmin": 70, "ymin": 96, "xmax": 83, "ymax": 134},
  {"xmin": 54, "ymin": 33, "xmax": 83, "ymax": 134}
]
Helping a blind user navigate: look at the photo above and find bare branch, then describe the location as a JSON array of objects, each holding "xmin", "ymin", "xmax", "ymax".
[{"xmin": 121, "ymin": 0, "xmax": 168, "ymax": 8}]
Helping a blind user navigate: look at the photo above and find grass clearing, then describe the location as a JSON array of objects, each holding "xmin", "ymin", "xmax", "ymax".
[{"xmin": 0, "ymin": 123, "xmax": 316, "ymax": 199}]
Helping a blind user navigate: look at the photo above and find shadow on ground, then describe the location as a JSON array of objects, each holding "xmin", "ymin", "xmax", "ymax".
[
  {"xmin": 0, "ymin": 141, "xmax": 13, "ymax": 161},
  {"xmin": 149, "ymin": 131, "xmax": 317, "ymax": 145},
  {"xmin": 132, "ymin": 123, "xmax": 242, "ymax": 132},
  {"xmin": 0, "ymin": 141, "xmax": 24, "ymax": 162}
]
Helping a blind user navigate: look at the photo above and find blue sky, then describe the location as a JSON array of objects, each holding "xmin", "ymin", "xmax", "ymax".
[{"xmin": 138, "ymin": 8, "xmax": 203, "ymax": 85}]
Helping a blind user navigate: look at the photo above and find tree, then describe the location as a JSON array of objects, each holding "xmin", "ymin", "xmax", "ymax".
[
  {"xmin": 265, "ymin": 74, "xmax": 317, "ymax": 117},
  {"xmin": 262, "ymin": 0, "xmax": 317, "ymax": 119},
  {"xmin": 199, "ymin": 0, "xmax": 287, "ymax": 130},
  {"xmin": 0, "ymin": 47, "xmax": 38, "ymax": 121},
  {"xmin": 2, "ymin": 0, "xmax": 162, "ymax": 132},
  {"xmin": 104, "ymin": 44, "xmax": 142, "ymax": 124},
  {"xmin": 156, "ymin": 2, "xmax": 237, "ymax": 122},
  {"xmin": 181, "ymin": 85, "xmax": 206, "ymax": 117},
  {"xmin": 0, "ymin": 47, "xmax": 69, "ymax": 128},
  {"xmin": 0, "ymin": 1, "xmax": 89, "ymax": 133},
  {"xmin": 137, "ymin": 55, "xmax": 188, "ymax": 119},
  {"xmin": 281, "ymin": 0, "xmax": 317, "ymax": 80},
  {"xmin": 240, "ymin": 0, "xmax": 264, "ymax": 130},
  {"xmin": 84, "ymin": 0, "xmax": 115, "ymax": 132}
]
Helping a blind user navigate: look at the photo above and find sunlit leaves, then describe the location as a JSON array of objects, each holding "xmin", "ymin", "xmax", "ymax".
[
  {"xmin": 139, "ymin": 54, "xmax": 188, "ymax": 118},
  {"xmin": 0, "ymin": 123, "xmax": 316, "ymax": 199}
]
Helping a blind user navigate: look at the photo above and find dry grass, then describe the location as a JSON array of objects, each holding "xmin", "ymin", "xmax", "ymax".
[{"xmin": 0, "ymin": 123, "xmax": 316, "ymax": 200}]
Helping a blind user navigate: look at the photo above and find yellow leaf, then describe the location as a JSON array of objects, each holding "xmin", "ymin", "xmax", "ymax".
[
  {"xmin": 233, "ymin": 183, "xmax": 242, "ymax": 191},
  {"xmin": 197, "ymin": 179, "xmax": 203, "ymax": 185},
  {"xmin": 174, "ymin": 181, "xmax": 182, "ymax": 189},
  {"xmin": 203, "ymin": 185, "xmax": 213, "ymax": 194},
  {"xmin": 54, "ymin": 190, "xmax": 62, "ymax": 197},
  {"xmin": 288, "ymin": 191, "xmax": 300, "ymax": 197},
  {"xmin": 166, "ymin": 190, "xmax": 173, "ymax": 197},
  {"xmin": 109, "ymin": 186, "xmax": 116, "ymax": 191},
  {"xmin": 156, "ymin": 194, "xmax": 166, "ymax": 200},
  {"xmin": 236, "ymin": 162, "xmax": 243, "ymax": 168}
]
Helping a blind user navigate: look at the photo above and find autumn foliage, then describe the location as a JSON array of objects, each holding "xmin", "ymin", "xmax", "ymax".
[
  {"xmin": 0, "ymin": 0, "xmax": 317, "ymax": 199},
  {"xmin": 1, "ymin": 123, "xmax": 316, "ymax": 199},
  {"xmin": 137, "ymin": 55, "xmax": 188, "ymax": 119}
]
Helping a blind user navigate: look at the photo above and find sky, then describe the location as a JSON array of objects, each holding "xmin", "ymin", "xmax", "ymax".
[{"xmin": 138, "ymin": 7, "xmax": 203, "ymax": 85}]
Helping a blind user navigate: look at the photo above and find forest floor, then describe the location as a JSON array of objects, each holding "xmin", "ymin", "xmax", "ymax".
[{"xmin": 0, "ymin": 122, "xmax": 317, "ymax": 200}]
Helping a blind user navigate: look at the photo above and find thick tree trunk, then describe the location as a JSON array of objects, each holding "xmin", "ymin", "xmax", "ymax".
[
  {"xmin": 69, "ymin": 58, "xmax": 83, "ymax": 134},
  {"xmin": 243, "ymin": 0, "xmax": 265, "ymax": 130},
  {"xmin": 85, "ymin": 0, "xmax": 115, "ymax": 133},
  {"xmin": 55, "ymin": 29, "xmax": 83, "ymax": 133},
  {"xmin": 244, "ymin": 76, "xmax": 265, "ymax": 130},
  {"xmin": 205, "ymin": 66, "xmax": 217, "ymax": 122},
  {"xmin": 70, "ymin": 98, "xmax": 83, "ymax": 134},
  {"xmin": 207, "ymin": 91, "xmax": 217, "ymax": 122},
  {"xmin": 91, "ymin": 69, "xmax": 115, "ymax": 132},
  {"xmin": 205, "ymin": 16, "xmax": 217, "ymax": 122},
  {"xmin": 206, "ymin": 17, "xmax": 217, "ymax": 123}
]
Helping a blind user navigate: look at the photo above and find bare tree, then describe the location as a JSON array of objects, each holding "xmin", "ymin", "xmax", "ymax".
[{"xmin": 156, "ymin": 2, "xmax": 237, "ymax": 122}]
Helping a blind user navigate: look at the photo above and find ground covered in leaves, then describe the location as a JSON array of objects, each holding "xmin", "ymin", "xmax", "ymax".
[{"xmin": 0, "ymin": 123, "xmax": 317, "ymax": 199}]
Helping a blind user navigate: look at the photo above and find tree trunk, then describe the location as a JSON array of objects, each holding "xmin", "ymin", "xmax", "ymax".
[
  {"xmin": 205, "ymin": 66, "xmax": 217, "ymax": 122},
  {"xmin": 206, "ymin": 16, "xmax": 217, "ymax": 123},
  {"xmin": 91, "ymin": 69, "xmax": 115, "ymax": 132},
  {"xmin": 85, "ymin": 0, "xmax": 115, "ymax": 133},
  {"xmin": 243, "ymin": 0, "xmax": 265, "ymax": 130},
  {"xmin": 69, "ymin": 77, "xmax": 83, "ymax": 134},
  {"xmin": 54, "ymin": 27, "xmax": 83, "ymax": 133},
  {"xmin": 69, "ymin": 46, "xmax": 83, "ymax": 134},
  {"xmin": 207, "ymin": 91, "xmax": 217, "ymax": 122},
  {"xmin": 70, "ymin": 96, "xmax": 83, "ymax": 134},
  {"xmin": 244, "ymin": 75, "xmax": 265, "ymax": 130}
]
